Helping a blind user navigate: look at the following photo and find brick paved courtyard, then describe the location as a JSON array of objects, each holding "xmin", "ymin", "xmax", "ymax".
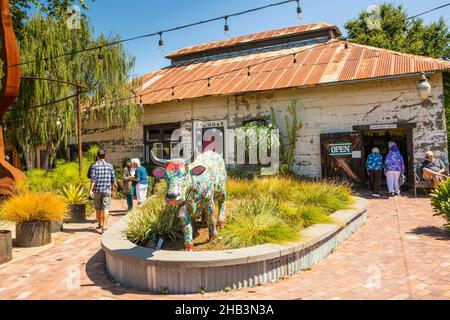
[{"xmin": 0, "ymin": 194, "xmax": 449, "ymax": 300}]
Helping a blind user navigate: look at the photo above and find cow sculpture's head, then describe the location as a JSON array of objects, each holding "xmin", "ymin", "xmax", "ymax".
[{"xmin": 151, "ymin": 151, "xmax": 206, "ymax": 206}]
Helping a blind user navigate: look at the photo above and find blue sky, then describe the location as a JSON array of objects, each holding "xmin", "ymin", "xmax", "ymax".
[{"xmin": 77, "ymin": 0, "xmax": 450, "ymax": 76}]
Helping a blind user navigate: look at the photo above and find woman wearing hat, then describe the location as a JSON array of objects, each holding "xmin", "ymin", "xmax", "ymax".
[{"xmin": 366, "ymin": 147, "xmax": 383, "ymax": 197}]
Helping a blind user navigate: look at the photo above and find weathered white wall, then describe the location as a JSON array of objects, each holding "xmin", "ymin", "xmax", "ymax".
[{"xmin": 83, "ymin": 73, "xmax": 448, "ymax": 177}]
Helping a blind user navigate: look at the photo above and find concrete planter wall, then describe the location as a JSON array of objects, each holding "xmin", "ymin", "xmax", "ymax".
[{"xmin": 102, "ymin": 197, "xmax": 368, "ymax": 294}]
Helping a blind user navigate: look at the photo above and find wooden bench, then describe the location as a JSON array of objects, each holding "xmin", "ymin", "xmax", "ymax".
[{"xmin": 413, "ymin": 171, "xmax": 434, "ymax": 197}]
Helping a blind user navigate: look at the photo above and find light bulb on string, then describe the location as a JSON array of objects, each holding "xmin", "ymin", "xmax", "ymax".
[
  {"xmin": 56, "ymin": 118, "xmax": 62, "ymax": 130},
  {"xmin": 224, "ymin": 16, "xmax": 230, "ymax": 39},
  {"xmin": 247, "ymin": 66, "xmax": 251, "ymax": 77},
  {"xmin": 296, "ymin": 0, "xmax": 303, "ymax": 20},
  {"xmin": 98, "ymin": 47, "xmax": 104, "ymax": 64},
  {"xmin": 171, "ymin": 86, "xmax": 175, "ymax": 97},
  {"xmin": 139, "ymin": 95, "xmax": 143, "ymax": 107},
  {"xmin": 44, "ymin": 59, "xmax": 50, "ymax": 77},
  {"xmin": 293, "ymin": 53, "xmax": 297, "ymax": 64},
  {"xmin": 207, "ymin": 78, "xmax": 212, "ymax": 91},
  {"xmin": 158, "ymin": 32, "xmax": 164, "ymax": 53}
]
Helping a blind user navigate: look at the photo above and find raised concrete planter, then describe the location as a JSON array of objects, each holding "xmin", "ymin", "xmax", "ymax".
[{"xmin": 102, "ymin": 197, "xmax": 368, "ymax": 294}]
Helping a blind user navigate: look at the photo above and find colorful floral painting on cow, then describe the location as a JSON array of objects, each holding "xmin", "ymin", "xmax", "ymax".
[{"xmin": 152, "ymin": 151, "xmax": 227, "ymax": 251}]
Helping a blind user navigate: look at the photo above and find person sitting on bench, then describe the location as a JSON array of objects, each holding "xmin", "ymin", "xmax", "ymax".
[{"xmin": 421, "ymin": 151, "xmax": 448, "ymax": 187}]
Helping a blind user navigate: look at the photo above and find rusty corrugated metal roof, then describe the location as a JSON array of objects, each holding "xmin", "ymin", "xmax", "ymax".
[
  {"xmin": 138, "ymin": 39, "xmax": 450, "ymax": 105},
  {"xmin": 166, "ymin": 22, "xmax": 340, "ymax": 59}
]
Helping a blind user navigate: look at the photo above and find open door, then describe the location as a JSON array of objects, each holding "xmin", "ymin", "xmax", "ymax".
[{"xmin": 320, "ymin": 132, "xmax": 365, "ymax": 185}]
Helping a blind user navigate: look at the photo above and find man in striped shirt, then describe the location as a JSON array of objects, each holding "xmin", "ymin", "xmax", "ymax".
[{"xmin": 89, "ymin": 150, "xmax": 116, "ymax": 233}]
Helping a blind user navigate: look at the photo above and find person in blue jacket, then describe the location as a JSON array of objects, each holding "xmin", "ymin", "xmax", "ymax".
[
  {"xmin": 130, "ymin": 158, "xmax": 149, "ymax": 206},
  {"xmin": 366, "ymin": 147, "xmax": 383, "ymax": 197}
]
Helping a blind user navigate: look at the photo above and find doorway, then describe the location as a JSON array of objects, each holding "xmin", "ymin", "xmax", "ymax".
[
  {"xmin": 362, "ymin": 129, "xmax": 408, "ymax": 190},
  {"xmin": 354, "ymin": 124, "xmax": 416, "ymax": 191}
]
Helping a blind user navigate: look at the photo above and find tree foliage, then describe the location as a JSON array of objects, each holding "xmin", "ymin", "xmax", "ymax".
[
  {"xmin": 4, "ymin": 13, "xmax": 141, "ymax": 169},
  {"xmin": 344, "ymin": 3, "xmax": 450, "ymax": 60},
  {"xmin": 10, "ymin": 0, "xmax": 91, "ymax": 33}
]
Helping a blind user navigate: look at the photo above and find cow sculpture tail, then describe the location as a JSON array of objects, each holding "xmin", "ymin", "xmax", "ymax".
[{"xmin": 0, "ymin": 0, "xmax": 26, "ymax": 196}]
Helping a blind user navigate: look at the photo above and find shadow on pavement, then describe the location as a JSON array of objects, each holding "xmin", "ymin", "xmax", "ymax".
[{"xmin": 408, "ymin": 225, "xmax": 450, "ymax": 241}]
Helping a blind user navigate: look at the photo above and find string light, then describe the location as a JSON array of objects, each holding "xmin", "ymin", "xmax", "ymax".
[
  {"xmin": 44, "ymin": 59, "xmax": 49, "ymax": 76},
  {"xmin": 158, "ymin": 32, "xmax": 164, "ymax": 53},
  {"xmin": 344, "ymin": 39, "xmax": 349, "ymax": 49},
  {"xmin": 247, "ymin": 66, "xmax": 251, "ymax": 76},
  {"xmin": 98, "ymin": 47, "xmax": 104, "ymax": 64},
  {"xmin": 3, "ymin": 0, "xmax": 299, "ymax": 70},
  {"xmin": 224, "ymin": 16, "xmax": 230, "ymax": 39},
  {"xmin": 296, "ymin": 0, "xmax": 303, "ymax": 20},
  {"xmin": 207, "ymin": 77, "xmax": 211, "ymax": 90},
  {"xmin": 139, "ymin": 95, "xmax": 143, "ymax": 107},
  {"xmin": 293, "ymin": 53, "xmax": 297, "ymax": 64},
  {"xmin": 171, "ymin": 86, "xmax": 175, "ymax": 96}
]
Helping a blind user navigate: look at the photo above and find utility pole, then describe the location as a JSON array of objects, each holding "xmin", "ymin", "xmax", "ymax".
[{"xmin": 76, "ymin": 82, "xmax": 83, "ymax": 177}]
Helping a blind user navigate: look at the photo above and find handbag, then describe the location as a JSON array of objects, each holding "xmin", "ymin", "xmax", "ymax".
[{"xmin": 400, "ymin": 173, "xmax": 406, "ymax": 186}]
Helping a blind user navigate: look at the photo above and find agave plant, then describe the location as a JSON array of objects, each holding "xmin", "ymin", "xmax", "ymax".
[
  {"xmin": 430, "ymin": 179, "xmax": 450, "ymax": 228},
  {"xmin": 59, "ymin": 184, "xmax": 89, "ymax": 205}
]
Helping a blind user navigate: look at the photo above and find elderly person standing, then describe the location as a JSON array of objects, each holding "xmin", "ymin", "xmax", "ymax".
[
  {"xmin": 421, "ymin": 151, "xmax": 448, "ymax": 187},
  {"xmin": 123, "ymin": 160, "xmax": 135, "ymax": 211},
  {"xmin": 130, "ymin": 158, "xmax": 149, "ymax": 206},
  {"xmin": 366, "ymin": 147, "xmax": 383, "ymax": 197},
  {"xmin": 384, "ymin": 144, "xmax": 405, "ymax": 196}
]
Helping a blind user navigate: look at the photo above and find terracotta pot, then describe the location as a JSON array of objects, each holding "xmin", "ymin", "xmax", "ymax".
[
  {"xmin": 65, "ymin": 204, "xmax": 87, "ymax": 223},
  {"xmin": 0, "ymin": 230, "xmax": 12, "ymax": 264},
  {"xmin": 16, "ymin": 221, "xmax": 51, "ymax": 248}
]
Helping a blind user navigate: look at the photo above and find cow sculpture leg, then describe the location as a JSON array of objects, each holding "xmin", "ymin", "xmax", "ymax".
[
  {"xmin": 217, "ymin": 192, "xmax": 226, "ymax": 230},
  {"xmin": 205, "ymin": 199, "xmax": 217, "ymax": 239},
  {"xmin": 179, "ymin": 205, "xmax": 194, "ymax": 251}
]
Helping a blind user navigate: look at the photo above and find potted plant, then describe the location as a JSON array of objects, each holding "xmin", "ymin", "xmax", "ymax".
[
  {"xmin": 59, "ymin": 184, "xmax": 89, "ymax": 223},
  {"xmin": 0, "ymin": 225, "xmax": 12, "ymax": 264},
  {"xmin": 0, "ymin": 192, "xmax": 67, "ymax": 248}
]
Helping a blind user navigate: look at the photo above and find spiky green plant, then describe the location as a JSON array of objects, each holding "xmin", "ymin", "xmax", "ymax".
[
  {"xmin": 430, "ymin": 179, "xmax": 450, "ymax": 229},
  {"xmin": 59, "ymin": 184, "xmax": 89, "ymax": 205}
]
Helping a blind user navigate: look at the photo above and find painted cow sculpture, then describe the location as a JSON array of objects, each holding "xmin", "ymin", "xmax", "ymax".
[{"xmin": 151, "ymin": 150, "xmax": 227, "ymax": 252}]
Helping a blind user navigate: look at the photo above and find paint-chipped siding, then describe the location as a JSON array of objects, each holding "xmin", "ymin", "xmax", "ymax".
[{"xmin": 83, "ymin": 74, "xmax": 448, "ymax": 178}]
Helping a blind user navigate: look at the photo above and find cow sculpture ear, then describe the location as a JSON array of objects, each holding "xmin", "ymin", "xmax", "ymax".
[
  {"xmin": 191, "ymin": 165, "xmax": 206, "ymax": 176},
  {"xmin": 153, "ymin": 168, "xmax": 165, "ymax": 179}
]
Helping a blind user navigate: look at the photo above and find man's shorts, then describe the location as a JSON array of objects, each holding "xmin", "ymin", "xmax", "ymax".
[{"xmin": 94, "ymin": 192, "xmax": 112, "ymax": 210}]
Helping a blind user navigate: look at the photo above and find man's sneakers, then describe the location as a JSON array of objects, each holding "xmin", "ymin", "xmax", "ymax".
[{"xmin": 372, "ymin": 194, "xmax": 380, "ymax": 198}]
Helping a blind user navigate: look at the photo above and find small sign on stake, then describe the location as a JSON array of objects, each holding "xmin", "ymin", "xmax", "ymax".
[{"xmin": 156, "ymin": 238, "xmax": 164, "ymax": 250}]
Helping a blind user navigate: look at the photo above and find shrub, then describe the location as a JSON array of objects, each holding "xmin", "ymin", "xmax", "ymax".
[
  {"xmin": 59, "ymin": 184, "xmax": 89, "ymax": 205},
  {"xmin": 0, "ymin": 192, "xmax": 68, "ymax": 222},
  {"xmin": 221, "ymin": 197, "xmax": 298, "ymax": 248},
  {"xmin": 430, "ymin": 179, "xmax": 450, "ymax": 228},
  {"xmin": 126, "ymin": 185, "xmax": 182, "ymax": 246},
  {"xmin": 127, "ymin": 176, "xmax": 354, "ymax": 249}
]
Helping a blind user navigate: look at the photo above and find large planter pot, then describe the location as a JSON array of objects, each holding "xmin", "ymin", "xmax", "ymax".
[
  {"xmin": 50, "ymin": 220, "xmax": 63, "ymax": 233},
  {"xmin": 65, "ymin": 204, "xmax": 87, "ymax": 223},
  {"xmin": 0, "ymin": 230, "xmax": 12, "ymax": 265},
  {"xmin": 16, "ymin": 221, "xmax": 51, "ymax": 248}
]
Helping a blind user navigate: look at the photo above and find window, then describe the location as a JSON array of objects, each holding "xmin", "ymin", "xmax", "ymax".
[{"xmin": 143, "ymin": 123, "xmax": 181, "ymax": 163}]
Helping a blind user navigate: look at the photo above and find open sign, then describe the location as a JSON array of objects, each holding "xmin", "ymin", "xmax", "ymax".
[{"xmin": 329, "ymin": 143, "xmax": 352, "ymax": 156}]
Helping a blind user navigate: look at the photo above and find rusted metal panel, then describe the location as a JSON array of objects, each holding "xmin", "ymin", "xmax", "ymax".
[{"xmin": 138, "ymin": 38, "xmax": 450, "ymax": 106}]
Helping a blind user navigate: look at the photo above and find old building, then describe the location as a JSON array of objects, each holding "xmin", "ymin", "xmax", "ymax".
[{"xmin": 83, "ymin": 23, "xmax": 450, "ymax": 188}]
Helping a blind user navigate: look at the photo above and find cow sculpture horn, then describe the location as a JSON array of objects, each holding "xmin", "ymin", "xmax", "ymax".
[{"xmin": 150, "ymin": 149, "xmax": 194, "ymax": 166}]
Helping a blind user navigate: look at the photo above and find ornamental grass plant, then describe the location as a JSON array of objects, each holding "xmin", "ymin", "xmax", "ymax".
[
  {"xmin": 0, "ymin": 191, "xmax": 68, "ymax": 223},
  {"xmin": 127, "ymin": 176, "xmax": 354, "ymax": 250}
]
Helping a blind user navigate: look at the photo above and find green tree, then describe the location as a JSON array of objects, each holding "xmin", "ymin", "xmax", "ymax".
[
  {"xmin": 4, "ymin": 13, "xmax": 141, "ymax": 169},
  {"xmin": 344, "ymin": 3, "xmax": 450, "ymax": 60},
  {"xmin": 10, "ymin": 0, "xmax": 91, "ymax": 33}
]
